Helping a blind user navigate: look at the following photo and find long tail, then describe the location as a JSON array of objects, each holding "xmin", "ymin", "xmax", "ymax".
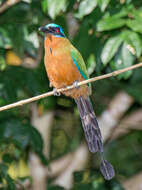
[
  {"xmin": 75, "ymin": 97, "xmax": 115, "ymax": 180},
  {"xmin": 75, "ymin": 97, "xmax": 103, "ymax": 153}
]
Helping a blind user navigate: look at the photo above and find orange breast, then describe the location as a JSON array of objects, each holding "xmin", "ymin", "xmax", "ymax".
[{"xmin": 44, "ymin": 35, "xmax": 89, "ymax": 99}]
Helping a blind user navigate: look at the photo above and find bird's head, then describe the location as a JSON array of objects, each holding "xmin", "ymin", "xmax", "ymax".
[{"xmin": 39, "ymin": 23, "xmax": 65, "ymax": 38}]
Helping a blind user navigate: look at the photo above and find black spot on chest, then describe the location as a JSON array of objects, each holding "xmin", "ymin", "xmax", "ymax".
[{"xmin": 50, "ymin": 47, "xmax": 52, "ymax": 54}]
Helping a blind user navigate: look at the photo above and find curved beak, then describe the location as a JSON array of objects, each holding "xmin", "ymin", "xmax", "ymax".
[{"xmin": 39, "ymin": 26, "xmax": 49, "ymax": 33}]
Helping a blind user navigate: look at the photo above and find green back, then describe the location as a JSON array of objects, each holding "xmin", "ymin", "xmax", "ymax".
[
  {"xmin": 70, "ymin": 45, "xmax": 89, "ymax": 79},
  {"xmin": 70, "ymin": 45, "xmax": 91, "ymax": 92}
]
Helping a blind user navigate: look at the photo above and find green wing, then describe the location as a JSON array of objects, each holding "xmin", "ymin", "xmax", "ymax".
[
  {"xmin": 70, "ymin": 46, "xmax": 89, "ymax": 80},
  {"xmin": 70, "ymin": 45, "xmax": 91, "ymax": 92}
]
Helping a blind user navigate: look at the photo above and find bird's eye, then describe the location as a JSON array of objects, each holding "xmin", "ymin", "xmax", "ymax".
[{"xmin": 56, "ymin": 28, "xmax": 60, "ymax": 33}]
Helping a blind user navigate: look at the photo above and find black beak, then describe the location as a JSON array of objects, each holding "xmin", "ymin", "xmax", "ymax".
[{"xmin": 39, "ymin": 26, "xmax": 50, "ymax": 33}]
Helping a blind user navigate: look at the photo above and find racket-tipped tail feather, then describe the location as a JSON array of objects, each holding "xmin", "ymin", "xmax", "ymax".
[{"xmin": 75, "ymin": 97, "xmax": 115, "ymax": 180}]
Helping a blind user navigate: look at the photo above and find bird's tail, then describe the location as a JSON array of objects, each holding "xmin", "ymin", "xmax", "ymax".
[
  {"xmin": 75, "ymin": 97, "xmax": 115, "ymax": 180},
  {"xmin": 75, "ymin": 97, "xmax": 103, "ymax": 153}
]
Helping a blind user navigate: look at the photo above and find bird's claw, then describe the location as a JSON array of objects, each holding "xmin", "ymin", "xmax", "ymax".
[
  {"xmin": 73, "ymin": 81, "xmax": 79, "ymax": 89},
  {"xmin": 53, "ymin": 88, "xmax": 61, "ymax": 96}
]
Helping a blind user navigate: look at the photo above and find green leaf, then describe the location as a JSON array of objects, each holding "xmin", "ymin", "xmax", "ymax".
[
  {"xmin": 0, "ymin": 163, "xmax": 9, "ymax": 177},
  {"xmin": 73, "ymin": 170, "xmax": 123, "ymax": 190},
  {"xmin": 2, "ymin": 154, "xmax": 13, "ymax": 164},
  {"xmin": 47, "ymin": 0, "xmax": 67, "ymax": 19},
  {"xmin": 48, "ymin": 185, "xmax": 65, "ymax": 190},
  {"xmin": 87, "ymin": 54, "xmax": 96, "ymax": 75},
  {"xmin": 0, "ymin": 119, "xmax": 46, "ymax": 161},
  {"xmin": 111, "ymin": 7, "xmax": 130, "ymax": 18},
  {"xmin": 75, "ymin": 0, "xmax": 97, "ymax": 19},
  {"xmin": 121, "ymin": 30, "xmax": 142, "ymax": 57},
  {"xmin": 0, "ymin": 28, "xmax": 12, "ymax": 48},
  {"xmin": 130, "ymin": 8, "xmax": 142, "ymax": 21},
  {"xmin": 0, "ymin": 67, "xmax": 42, "ymax": 103},
  {"xmin": 98, "ymin": 0, "xmax": 110, "ymax": 12},
  {"xmin": 126, "ymin": 19, "xmax": 142, "ymax": 34},
  {"xmin": 110, "ymin": 43, "xmax": 135, "ymax": 79},
  {"xmin": 41, "ymin": 0, "xmax": 48, "ymax": 13},
  {"xmin": 97, "ymin": 17, "xmax": 126, "ymax": 31},
  {"xmin": 101, "ymin": 35, "xmax": 123, "ymax": 65},
  {"xmin": 6, "ymin": 175, "xmax": 16, "ymax": 190},
  {"xmin": 0, "ymin": 56, "xmax": 6, "ymax": 71},
  {"xmin": 105, "ymin": 131, "xmax": 142, "ymax": 177},
  {"xmin": 0, "ymin": 163, "xmax": 16, "ymax": 190},
  {"xmin": 0, "ymin": 2, "xmax": 30, "ymax": 25}
]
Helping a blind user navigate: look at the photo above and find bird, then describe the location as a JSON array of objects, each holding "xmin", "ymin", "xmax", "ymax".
[{"xmin": 39, "ymin": 23, "xmax": 115, "ymax": 180}]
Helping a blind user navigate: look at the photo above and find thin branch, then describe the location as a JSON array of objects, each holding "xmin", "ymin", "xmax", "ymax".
[
  {"xmin": 0, "ymin": 0, "xmax": 21, "ymax": 14},
  {"xmin": 0, "ymin": 62, "xmax": 142, "ymax": 112}
]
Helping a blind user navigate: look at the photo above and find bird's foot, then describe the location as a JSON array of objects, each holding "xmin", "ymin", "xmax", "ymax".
[
  {"xmin": 73, "ymin": 80, "xmax": 79, "ymax": 89},
  {"xmin": 53, "ymin": 88, "xmax": 61, "ymax": 96}
]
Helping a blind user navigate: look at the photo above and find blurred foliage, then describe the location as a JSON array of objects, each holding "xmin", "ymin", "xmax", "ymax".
[
  {"xmin": 105, "ymin": 131, "xmax": 142, "ymax": 178},
  {"xmin": 0, "ymin": 0, "xmax": 142, "ymax": 189},
  {"xmin": 73, "ymin": 170, "xmax": 124, "ymax": 190}
]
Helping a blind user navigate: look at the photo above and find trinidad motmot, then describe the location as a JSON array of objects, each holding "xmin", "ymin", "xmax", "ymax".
[{"xmin": 39, "ymin": 23, "xmax": 115, "ymax": 180}]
